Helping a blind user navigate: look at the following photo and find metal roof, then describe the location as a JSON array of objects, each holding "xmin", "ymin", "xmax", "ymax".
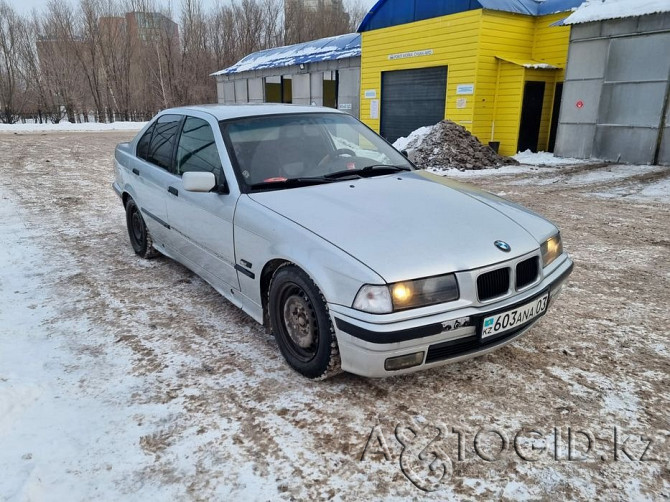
[
  {"xmin": 212, "ymin": 33, "xmax": 361, "ymax": 76},
  {"xmin": 357, "ymin": 0, "xmax": 586, "ymax": 32},
  {"xmin": 163, "ymin": 104, "xmax": 346, "ymax": 121}
]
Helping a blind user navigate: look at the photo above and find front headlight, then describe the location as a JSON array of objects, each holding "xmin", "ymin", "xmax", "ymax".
[
  {"xmin": 352, "ymin": 285, "xmax": 393, "ymax": 314},
  {"xmin": 541, "ymin": 233, "xmax": 563, "ymax": 267},
  {"xmin": 353, "ymin": 274, "xmax": 459, "ymax": 313}
]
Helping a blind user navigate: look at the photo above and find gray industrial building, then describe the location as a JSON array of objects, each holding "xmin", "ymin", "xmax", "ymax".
[
  {"xmin": 211, "ymin": 33, "xmax": 361, "ymax": 118},
  {"xmin": 555, "ymin": 2, "xmax": 670, "ymax": 165}
]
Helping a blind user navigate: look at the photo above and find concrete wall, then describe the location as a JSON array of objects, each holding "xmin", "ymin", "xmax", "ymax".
[
  {"xmin": 555, "ymin": 13, "xmax": 670, "ymax": 165},
  {"xmin": 213, "ymin": 57, "xmax": 361, "ymax": 118},
  {"xmin": 248, "ymin": 78, "xmax": 264, "ymax": 103},
  {"xmin": 337, "ymin": 68, "xmax": 360, "ymax": 118}
]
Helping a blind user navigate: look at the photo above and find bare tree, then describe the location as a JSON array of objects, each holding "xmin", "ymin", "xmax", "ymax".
[
  {"xmin": 20, "ymin": 13, "xmax": 64, "ymax": 122},
  {"xmin": 98, "ymin": 0, "xmax": 133, "ymax": 120},
  {"xmin": 2, "ymin": 0, "xmax": 370, "ymax": 122},
  {"xmin": 345, "ymin": 0, "xmax": 368, "ymax": 32},
  {"xmin": 285, "ymin": 0, "xmax": 352, "ymax": 45},
  {"xmin": 0, "ymin": 1, "xmax": 29, "ymax": 123}
]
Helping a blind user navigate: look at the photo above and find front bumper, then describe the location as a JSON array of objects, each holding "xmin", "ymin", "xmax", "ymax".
[{"xmin": 331, "ymin": 255, "xmax": 573, "ymax": 378}]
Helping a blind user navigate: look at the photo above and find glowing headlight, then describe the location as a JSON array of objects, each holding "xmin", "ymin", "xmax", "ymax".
[
  {"xmin": 541, "ymin": 233, "xmax": 563, "ymax": 267},
  {"xmin": 353, "ymin": 274, "xmax": 459, "ymax": 313}
]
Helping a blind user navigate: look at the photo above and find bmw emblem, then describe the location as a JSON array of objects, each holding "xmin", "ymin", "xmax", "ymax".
[{"xmin": 494, "ymin": 240, "xmax": 511, "ymax": 252}]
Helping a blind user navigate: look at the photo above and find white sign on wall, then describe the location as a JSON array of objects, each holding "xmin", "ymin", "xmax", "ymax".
[
  {"xmin": 388, "ymin": 49, "xmax": 434, "ymax": 60},
  {"xmin": 338, "ymin": 103, "xmax": 353, "ymax": 110},
  {"xmin": 456, "ymin": 98, "xmax": 467, "ymax": 109},
  {"xmin": 364, "ymin": 89, "xmax": 377, "ymax": 99},
  {"xmin": 370, "ymin": 99, "xmax": 380, "ymax": 119},
  {"xmin": 456, "ymin": 84, "xmax": 475, "ymax": 95}
]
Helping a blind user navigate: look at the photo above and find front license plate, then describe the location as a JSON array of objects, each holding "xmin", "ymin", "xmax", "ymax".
[{"xmin": 481, "ymin": 293, "xmax": 549, "ymax": 339}]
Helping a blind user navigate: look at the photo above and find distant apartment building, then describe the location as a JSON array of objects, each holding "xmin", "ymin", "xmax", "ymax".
[
  {"xmin": 125, "ymin": 11, "xmax": 179, "ymax": 43},
  {"xmin": 284, "ymin": 0, "xmax": 349, "ymax": 44},
  {"xmin": 285, "ymin": 0, "xmax": 345, "ymax": 14}
]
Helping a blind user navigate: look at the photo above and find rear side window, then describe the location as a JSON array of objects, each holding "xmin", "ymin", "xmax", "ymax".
[
  {"xmin": 176, "ymin": 117, "xmax": 223, "ymax": 184},
  {"xmin": 136, "ymin": 123, "xmax": 154, "ymax": 160},
  {"xmin": 146, "ymin": 114, "xmax": 182, "ymax": 170}
]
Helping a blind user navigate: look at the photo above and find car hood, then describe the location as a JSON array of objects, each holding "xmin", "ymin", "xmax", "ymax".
[{"xmin": 248, "ymin": 170, "xmax": 556, "ymax": 283}]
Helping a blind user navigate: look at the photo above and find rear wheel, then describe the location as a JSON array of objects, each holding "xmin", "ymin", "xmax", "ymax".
[
  {"xmin": 268, "ymin": 265, "xmax": 341, "ymax": 379},
  {"xmin": 125, "ymin": 198, "xmax": 158, "ymax": 258}
]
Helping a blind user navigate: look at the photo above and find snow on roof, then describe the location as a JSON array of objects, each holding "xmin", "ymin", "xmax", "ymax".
[
  {"xmin": 212, "ymin": 33, "xmax": 361, "ymax": 76},
  {"xmin": 496, "ymin": 56, "xmax": 562, "ymax": 69},
  {"xmin": 495, "ymin": 56, "xmax": 561, "ymax": 69},
  {"xmin": 564, "ymin": 0, "xmax": 670, "ymax": 24}
]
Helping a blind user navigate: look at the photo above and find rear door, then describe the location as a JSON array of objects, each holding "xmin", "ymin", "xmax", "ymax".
[
  {"xmin": 131, "ymin": 114, "xmax": 183, "ymax": 245},
  {"xmin": 164, "ymin": 115, "xmax": 240, "ymax": 290},
  {"xmin": 380, "ymin": 66, "xmax": 447, "ymax": 143}
]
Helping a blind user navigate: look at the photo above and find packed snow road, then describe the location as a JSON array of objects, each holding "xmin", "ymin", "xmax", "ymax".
[{"xmin": 0, "ymin": 131, "xmax": 668, "ymax": 500}]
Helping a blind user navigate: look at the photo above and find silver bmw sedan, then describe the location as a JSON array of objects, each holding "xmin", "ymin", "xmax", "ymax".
[{"xmin": 113, "ymin": 105, "xmax": 573, "ymax": 379}]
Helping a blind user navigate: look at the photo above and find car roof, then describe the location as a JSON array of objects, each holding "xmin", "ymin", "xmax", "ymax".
[{"xmin": 163, "ymin": 104, "xmax": 346, "ymax": 121}]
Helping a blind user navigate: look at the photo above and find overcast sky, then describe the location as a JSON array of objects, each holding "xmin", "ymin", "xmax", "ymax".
[{"xmin": 8, "ymin": 0, "xmax": 378, "ymax": 16}]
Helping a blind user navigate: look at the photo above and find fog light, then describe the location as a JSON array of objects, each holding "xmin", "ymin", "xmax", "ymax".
[{"xmin": 384, "ymin": 351, "xmax": 424, "ymax": 371}]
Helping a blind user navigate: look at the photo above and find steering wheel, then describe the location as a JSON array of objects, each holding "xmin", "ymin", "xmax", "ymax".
[{"xmin": 318, "ymin": 148, "xmax": 356, "ymax": 168}]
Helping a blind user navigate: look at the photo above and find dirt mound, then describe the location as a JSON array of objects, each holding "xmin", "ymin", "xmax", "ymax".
[{"xmin": 395, "ymin": 120, "xmax": 519, "ymax": 170}]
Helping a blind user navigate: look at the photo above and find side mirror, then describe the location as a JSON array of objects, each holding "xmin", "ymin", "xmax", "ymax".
[
  {"xmin": 183, "ymin": 171, "xmax": 216, "ymax": 192},
  {"xmin": 401, "ymin": 150, "xmax": 409, "ymax": 158}
]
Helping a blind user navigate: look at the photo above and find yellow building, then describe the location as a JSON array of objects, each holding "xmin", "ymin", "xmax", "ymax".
[{"xmin": 358, "ymin": 0, "xmax": 583, "ymax": 156}]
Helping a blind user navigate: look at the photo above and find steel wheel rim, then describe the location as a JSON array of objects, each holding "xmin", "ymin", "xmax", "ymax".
[
  {"xmin": 278, "ymin": 283, "xmax": 319, "ymax": 362},
  {"xmin": 131, "ymin": 209, "xmax": 145, "ymax": 246}
]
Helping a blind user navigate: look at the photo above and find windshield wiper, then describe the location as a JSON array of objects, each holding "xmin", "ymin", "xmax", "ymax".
[
  {"xmin": 249, "ymin": 177, "xmax": 335, "ymax": 191},
  {"xmin": 324, "ymin": 164, "xmax": 411, "ymax": 180}
]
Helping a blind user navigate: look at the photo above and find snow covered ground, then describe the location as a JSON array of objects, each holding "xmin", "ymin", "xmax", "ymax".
[
  {"xmin": 0, "ymin": 198, "xmax": 181, "ymax": 500},
  {"xmin": 513, "ymin": 150, "xmax": 591, "ymax": 166},
  {"xmin": 0, "ymin": 131, "xmax": 669, "ymax": 500},
  {"xmin": 425, "ymin": 162, "xmax": 670, "ymax": 204}
]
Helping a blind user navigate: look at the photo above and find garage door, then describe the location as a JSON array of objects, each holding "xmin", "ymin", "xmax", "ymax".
[{"xmin": 380, "ymin": 66, "xmax": 447, "ymax": 143}]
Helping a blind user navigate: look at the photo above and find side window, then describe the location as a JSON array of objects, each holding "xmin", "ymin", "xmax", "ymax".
[
  {"xmin": 176, "ymin": 117, "xmax": 223, "ymax": 184},
  {"xmin": 136, "ymin": 123, "xmax": 154, "ymax": 160},
  {"xmin": 146, "ymin": 114, "xmax": 182, "ymax": 170}
]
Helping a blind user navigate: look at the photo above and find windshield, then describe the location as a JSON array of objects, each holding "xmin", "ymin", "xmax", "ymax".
[{"xmin": 220, "ymin": 113, "xmax": 413, "ymax": 190}]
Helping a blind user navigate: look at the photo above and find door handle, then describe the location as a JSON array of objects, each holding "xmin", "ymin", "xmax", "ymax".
[
  {"xmin": 132, "ymin": 168, "xmax": 140, "ymax": 175},
  {"xmin": 168, "ymin": 186, "xmax": 178, "ymax": 197}
]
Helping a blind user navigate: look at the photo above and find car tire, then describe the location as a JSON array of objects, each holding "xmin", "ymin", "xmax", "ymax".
[
  {"xmin": 125, "ymin": 198, "xmax": 159, "ymax": 259},
  {"xmin": 268, "ymin": 265, "xmax": 341, "ymax": 379}
]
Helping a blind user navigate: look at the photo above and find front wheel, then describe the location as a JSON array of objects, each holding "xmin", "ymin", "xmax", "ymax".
[
  {"xmin": 125, "ymin": 198, "xmax": 159, "ymax": 258},
  {"xmin": 268, "ymin": 265, "xmax": 341, "ymax": 379}
]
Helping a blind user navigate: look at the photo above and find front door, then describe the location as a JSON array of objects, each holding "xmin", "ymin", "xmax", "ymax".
[
  {"xmin": 518, "ymin": 81, "xmax": 546, "ymax": 153},
  {"xmin": 165, "ymin": 116, "xmax": 240, "ymax": 290}
]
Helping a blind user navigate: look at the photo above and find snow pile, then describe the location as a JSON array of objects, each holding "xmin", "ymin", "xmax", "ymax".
[
  {"xmin": 0, "ymin": 121, "xmax": 146, "ymax": 132},
  {"xmin": 392, "ymin": 125, "xmax": 434, "ymax": 152},
  {"xmin": 393, "ymin": 120, "xmax": 519, "ymax": 170},
  {"xmin": 565, "ymin": 0, "xmax": 670, "ymax": 24},
  {"xmin": 514, "ymin": 150, "xmax": 592, "ymax": 166}
]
